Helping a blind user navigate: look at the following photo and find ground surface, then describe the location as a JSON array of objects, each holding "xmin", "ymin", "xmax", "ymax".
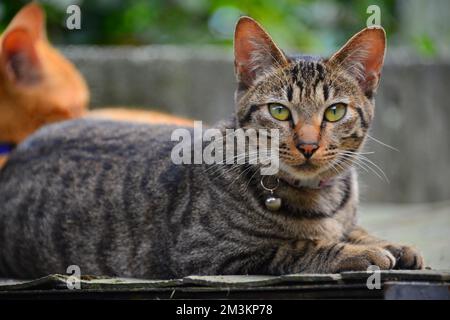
[{"xmin": 360, "ymin": 201, "xmax": 450, "ymax": 270}]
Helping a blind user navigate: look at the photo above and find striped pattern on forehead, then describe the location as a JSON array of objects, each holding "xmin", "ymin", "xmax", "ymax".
[{"xmin": 288, "ymin": 60, "xmax": 329, "ymax": 103}]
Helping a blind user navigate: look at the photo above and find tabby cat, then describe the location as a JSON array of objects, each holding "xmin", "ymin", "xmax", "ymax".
[{"xmin": 0, "ymin": 17, "xmax": 423, "ymax": 279}]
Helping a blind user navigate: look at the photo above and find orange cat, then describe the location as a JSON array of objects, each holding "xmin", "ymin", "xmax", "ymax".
[
  {"xmin": 0, "ymin": 3, "xmax": 192, "ymax": 167},
  {"xmin": 0, "ymin": 3, "xmax": 89, "ymax": 166}
]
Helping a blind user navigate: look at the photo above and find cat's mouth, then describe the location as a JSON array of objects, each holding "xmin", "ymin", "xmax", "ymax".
[
  {"xmin": 290, "ymin": 161, "xmax": 318, "ymax": 171},
  {"xmin": 279, "ymin": 158, "xmax": 322, "ymax": 174}
]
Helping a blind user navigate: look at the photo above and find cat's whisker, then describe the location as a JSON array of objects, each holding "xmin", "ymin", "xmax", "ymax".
[
  {"xmin": 340, "ymin": 150, "xmax": 375, "ymax": 155},
  {"xmin": 243, "ymin": 166, "xmax": 260, "ymax": 193},
  {"xmin": 208, "ymin": 161, "xmax": 250, "ymax": 178},
  {"xmin": 228, "ymin": 162, "xmax": 259, "ymax": 188},
  {"xmin": 202, "ymin": 130, "xmax": 242, "ymax": 147},
  {"xmin": 338, "ymin": 152, "xmax": 389, "ymax": 183},
  {"xmin": 221, "ymin": 147, "xmax": 272, "ymax": 187},
  {"xmin": 353, "ymin": 154, "xmax": 390, "ymax": 183},
  {"xmin": 204, "ymin": 150, "xmax": 261, "ymax": 174},
  {"xmin": 325, "ymin": 158, "xmax": 342, "ymax": 176},
  {"xmin": 366, "ymin": 134, "xmax": 400, "ymax": 152},
  {"xmin": 340, "ymin": 151, "xmax": 388, "ymax": 180},
  {"xmin": 212, "ymin": 163, "xmax": 246, "ymax": 181},
  {"xmin": 333, "ymin": 156, "xmax": 351, "ymax": 173},
  {"xmin": 209, "ymin": 151, "xmax": 262, "ymax": 178},
  {"xmin": 224, "ymin": 157, "xmax": 262, "ymax": 184},
  {"xmin": 339, "ymin": 153, "xmax": 377, "ymax": 175},
  {"xmin": 338, "ymin": 155, "xmax": 370, "ymax": 175}
]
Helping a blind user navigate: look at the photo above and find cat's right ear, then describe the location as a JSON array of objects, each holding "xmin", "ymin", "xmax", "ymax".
[
  {"xmin": 1, "ymin": 28, "xmax": 42, "ymax": 85},
  {"xmin": 234, "ymin": 16, "xmax": 288, "ymax": 90}
]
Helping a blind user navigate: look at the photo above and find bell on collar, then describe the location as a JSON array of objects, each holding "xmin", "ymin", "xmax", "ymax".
[
  {"xmin": 261, "ymin": 176, "xmax": 282, "ymax": 211},
  {"xmin": 265, "ymin": 195, "xmax": 282, "ymax": 211}
]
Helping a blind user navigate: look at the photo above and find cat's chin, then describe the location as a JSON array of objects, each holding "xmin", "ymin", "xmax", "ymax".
[
  {"xmin": 278, "ymin": 161, "xmax": 321, "ymax": 182},
  {"xmin": 277, "ymin": 160, "xmax": 341, "ymax": 189}
]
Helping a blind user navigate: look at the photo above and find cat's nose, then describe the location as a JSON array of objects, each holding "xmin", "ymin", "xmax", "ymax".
[{"xmin": 297, "ymin": 142, "xmax": 319, "ymax": 159}]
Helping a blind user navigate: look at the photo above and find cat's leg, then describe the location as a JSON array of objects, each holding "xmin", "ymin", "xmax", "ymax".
[
  {"xmin": 345, "ymin": 226, "xmax": 424, "ymax": 270},
  {"xmin": 263, "ymin": 240, "xmax": 397, "ymax": 274}
]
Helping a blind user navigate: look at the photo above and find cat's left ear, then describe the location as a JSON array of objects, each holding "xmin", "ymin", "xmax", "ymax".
[
  {"xmin": 0, "ymin": 3, "xmax": 47, "ymax": 85},
  {"xmin": 328, "ymin": 27, "xmax": 386, "ymax": 97},
  {"xmin": 1, "ymin": 28, "xmax": 42, "ymax": 85},
  {"xmin": 5, "ymin": 2, "xmax": 47, "ymax": 40},
  {"xmin": 234, "ymin": 16, "xmax": 288, "ymax": 90}
]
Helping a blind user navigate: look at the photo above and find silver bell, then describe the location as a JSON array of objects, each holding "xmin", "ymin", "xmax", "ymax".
[{"xmin": 265, "ymin": 196, "xmax": 282, "ymax": 211}]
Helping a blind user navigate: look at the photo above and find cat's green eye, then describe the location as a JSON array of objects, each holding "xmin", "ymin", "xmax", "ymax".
[
  {"xmin": 269, "ymin": 104, "xmax": 291, "ymax": 121},
  {"xmin": 324, "ymin": 103, "xmax": 347, "ymax": 122}
]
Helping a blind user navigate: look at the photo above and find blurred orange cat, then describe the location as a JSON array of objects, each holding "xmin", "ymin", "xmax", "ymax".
[
  {"xmin": 0, "ymin": 3, "xmax": 89, "ymax": 145},
  {"xmin": 0, "ymin": 3, "xmax": 192, "ymax": 168}
]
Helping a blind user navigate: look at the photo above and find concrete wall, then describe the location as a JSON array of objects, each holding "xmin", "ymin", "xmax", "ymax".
[{"xmin": 62, "ymin": 46, "xmax": 450, "ymax": 203}]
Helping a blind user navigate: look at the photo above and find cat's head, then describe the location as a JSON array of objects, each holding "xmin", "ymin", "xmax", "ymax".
[
  {"xmin": 234, "ymin": 17, "xmax": 385, "ymax": 184},
  {"xmin": 0, "ymin": 3, "xmax": 89, "ymax": 144}
]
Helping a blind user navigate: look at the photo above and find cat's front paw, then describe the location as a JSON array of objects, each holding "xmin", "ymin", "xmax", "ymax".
[
  {"xmin": 383, "ymin": 244, "xmax": 424, "ymax": 270},
  {"xmin": 334, "ymin": 245, "xmax": 396, "ymax": 272}
]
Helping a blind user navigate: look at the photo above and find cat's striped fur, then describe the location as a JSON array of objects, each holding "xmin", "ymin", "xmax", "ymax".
[{"xmin": 0, "ymin": 17, "xmax": 423, "ymax": 278}]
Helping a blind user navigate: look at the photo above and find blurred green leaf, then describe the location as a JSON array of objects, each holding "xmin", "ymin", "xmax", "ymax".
[{"xmin": 413, "ymin": 34, "xmax": 438, "ymax": 57}]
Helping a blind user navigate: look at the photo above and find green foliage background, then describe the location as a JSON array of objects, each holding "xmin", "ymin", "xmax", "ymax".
[{"xmin": 0, "ymin": 0, "xmax": 443, "ymax": 56}]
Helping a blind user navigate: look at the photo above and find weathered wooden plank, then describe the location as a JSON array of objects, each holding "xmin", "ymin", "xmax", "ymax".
[
  {"xmin": 384, "ymin": 282, "xmax": 450, "ymax": 300},
  {"xmin": 1, "ymin": 271, "xmax": 449, "ymax": 293},
  {"xmin": 341, "ymin": 270, "xmax": 450, "ymax": 282}
]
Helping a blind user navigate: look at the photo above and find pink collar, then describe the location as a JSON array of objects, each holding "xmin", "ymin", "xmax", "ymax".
[{"xmin": 281, "ymin": 175, "xmax": 335, "ymax": 189}]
